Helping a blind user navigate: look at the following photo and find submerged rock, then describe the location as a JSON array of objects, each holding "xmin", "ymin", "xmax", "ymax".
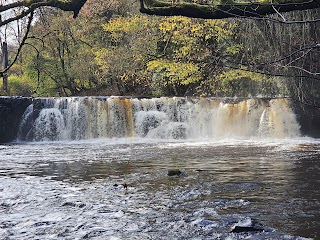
[
  {"xmin": 113, "ymin": 182, "xmax": 129, "ymax": 190},
  {"xmin": 231, "ymin": 226, "xmax": 264, "ymax": 233},
  {"xmin": 168, "ymin": 169, "xmax": 183, "ymax": 176},
  {"xmin": 62, "ymin": 201, "xmax": 86, "ymax": 208},
  {"xmin": 195, "ymin": 169, "xmax": 209, "ymax": 172}
]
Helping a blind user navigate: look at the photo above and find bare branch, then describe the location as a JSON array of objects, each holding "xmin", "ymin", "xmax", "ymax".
[
  {"xmin": 272, "ymin": 5, "xmax": 287, "ymax": 22},
  {"xmin": 0, "ymin": 11, "xmax": 34, "ymax": 76}
]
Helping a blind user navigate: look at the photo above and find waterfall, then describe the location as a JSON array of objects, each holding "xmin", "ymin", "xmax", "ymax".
[
  {"xmin": 33, "ymin": 108, "xmax": 65, "ymax": 141},
  {"xmin": 17, "ymin": 97, "xmax": 301, "ymax": 141}
]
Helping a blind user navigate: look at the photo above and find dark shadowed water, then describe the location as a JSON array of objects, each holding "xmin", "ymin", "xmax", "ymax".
[{"xmin": 0, "ymin": 138, "xmax": 320, "ymax": 239}]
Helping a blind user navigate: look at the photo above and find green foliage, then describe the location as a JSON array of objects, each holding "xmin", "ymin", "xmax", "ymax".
[
  {"xmin": 147, "ymin": 60, "xmax": 201, "ymax": 85},
  {"xmin": 20, "ymin": 10, "xmax": 104, "ymax": 96},
  {"xmin": 1, "ymin": 63, "xmax": 42, "ymax": 96},
  {"xmin": 100, "ymin": 15, "xmax": 244, "ymax": 96},
  {"xmin": 153, "ymin": 17, "xmax": 243, "ymax": 95},
  {"xmin": 2, "ymin": 0, "xmax": 286, "ymax": 98},
  {"xmin": 7, "ymin": 75, "xmax": 34, "ymax": 96},
  {"xmin": 218, "ymin": 69, "xmax": 267, "ymax": 85},
  {"xmin": 215, "ymin": 69, "xmax": 271, "ymax": 96}
]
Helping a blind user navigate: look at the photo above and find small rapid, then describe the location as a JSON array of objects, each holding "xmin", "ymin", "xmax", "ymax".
[{"xmin": 17, "ymin": 97, "xmax": 301, "ymax": 142}]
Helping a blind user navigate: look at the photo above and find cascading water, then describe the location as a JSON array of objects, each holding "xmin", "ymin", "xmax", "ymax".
[
  {"xmin": 33, "ymin": 108, "xmax": 65, "ymax": 141},
  {"xmin": 17, "ymin": 97, "xmax": 301, "ymax": 141}
]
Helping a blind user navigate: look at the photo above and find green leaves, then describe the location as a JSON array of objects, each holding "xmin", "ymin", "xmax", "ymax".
[
  {"xmin": 102, "ymin": 14, "xmax": 240, "ymax": 95},
  {"xmin": 147, "ymin": 60, "xmax": 201, "ymax": 85},
  {"xmin": 7, "ymin": 1, "xmax": 282, "ymax": 98}
]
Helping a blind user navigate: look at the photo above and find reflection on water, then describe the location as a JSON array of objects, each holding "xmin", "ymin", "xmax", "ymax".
[{"xmin": 0, "ymin": 138, "xmax": 320, "ymax": 239}]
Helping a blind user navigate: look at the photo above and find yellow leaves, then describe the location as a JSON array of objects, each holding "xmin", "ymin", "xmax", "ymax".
[
  {"xmin": 102, "ymin": 14, "xmax": 238, "ymax": 62},
  {"xmin": 158, "ymin": 20, "xmax": 175, "ymax": 33},
  {"xmin": 217, "ymin": 69, "xmax": 269, "ymax": 86},
  {"xmin": 120, "ymin": 73, "xmax": 129, "ymax": 82},
  {"xmin": 159, "ymin": 16, "xmax": 191, "ymax": 32},
  {"xmin": 179, "ymin": 45, "xmax": 192, "ymax": 57},
  {"xmin": 99, "ymin": 13, "xmax": 244, "ymax": 95},
  {"xmin": 102, "ymin": 15, "xmax": 152, "ymax": 42},
  {"xmin": 147, "ymin": 60, "xmax": 201, "ymax": 85},
  {"xmin": 94, "ymin": 48, "xmax": 110, "ymax": 72},
  {"xmin": 156, "ymin": 16, "xmax": 238, "ymax": 61},
  {"xmin": 191, "ymin": 24, "xmax": 203, "ymax": 33},
  {"xmin": 225, "ymin": 44, "xmax": 242, "ymax": 55},
  {"xmin": 147, "ymin": 60, "xmax": 162, "ymax": 72},
  {"xmin": 134, "ymin": 54, "xmax": 145, "ymax": 62}
]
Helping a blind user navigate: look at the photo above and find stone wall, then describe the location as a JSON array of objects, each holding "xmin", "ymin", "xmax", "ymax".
[{"xmin": 0, "ymin": 97, "xmax": 32, "ymax": 143}]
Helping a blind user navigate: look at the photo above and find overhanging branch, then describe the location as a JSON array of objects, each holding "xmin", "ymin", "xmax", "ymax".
[
  {"xmin": 0, "ymin": 0, "xmax": 88, "ymax": 26},
  {"xmin": 140, "ymin": 0, "xmax": 320, "ymax": 19}
]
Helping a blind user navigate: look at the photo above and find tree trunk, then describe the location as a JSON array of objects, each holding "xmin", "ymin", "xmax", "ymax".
[{"xmin": 2, "ymin": 42, "xmax": 8, "ymax": 94}]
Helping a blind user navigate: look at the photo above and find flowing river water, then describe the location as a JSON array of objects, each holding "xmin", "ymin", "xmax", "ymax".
[{"xmin": 1, "ymin": 97, "xmax": 320, "ymax": 239}]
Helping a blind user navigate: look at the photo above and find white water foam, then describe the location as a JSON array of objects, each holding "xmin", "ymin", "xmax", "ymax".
[{"xmin": 17, "ymin": 97, "xmax": 301, "ymax": 142}]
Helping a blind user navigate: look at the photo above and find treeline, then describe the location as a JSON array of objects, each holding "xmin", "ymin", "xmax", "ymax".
[{"xmin": 0, "ymin": 0, "xmax": 319, "ymax": 102}]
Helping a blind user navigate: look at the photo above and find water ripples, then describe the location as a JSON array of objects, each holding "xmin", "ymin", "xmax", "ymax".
[{"xmin": 0, "ymin": 140, "xmax": 319, "ymax": 239}]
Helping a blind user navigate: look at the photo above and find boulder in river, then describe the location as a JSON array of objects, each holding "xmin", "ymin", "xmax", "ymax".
[{"xmin": 230, "ymin": 218, "xmax": 264, "ymax": 233}]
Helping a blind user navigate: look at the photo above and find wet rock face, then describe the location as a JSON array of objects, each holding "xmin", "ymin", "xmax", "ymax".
[
  {"xmin": 0, "ymin": 97, "xmax": 32, "ymax": 143},
  {"xmin": 292, "ymin": 102, "xmax": 320, "ymax": 138}
]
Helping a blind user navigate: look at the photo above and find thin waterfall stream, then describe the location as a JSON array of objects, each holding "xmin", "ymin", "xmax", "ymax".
[{"xmin": 1, "ymin": 97, "xmax": 320, "ymax": 239}]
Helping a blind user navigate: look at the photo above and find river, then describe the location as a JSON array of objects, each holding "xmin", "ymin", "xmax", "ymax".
[
  {"xmin": 0, "ymin": 97, "xmax": 319, "ymax": 239},
  {"xmin": 1, "ymin": 138, "xmax": 320, "ymax": 239}
]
